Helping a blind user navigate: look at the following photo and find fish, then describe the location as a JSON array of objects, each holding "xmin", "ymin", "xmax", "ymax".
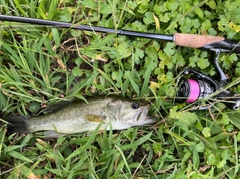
[{"xmin": 5, "ymin": 96, "xmax": 156, "ymax": 138}]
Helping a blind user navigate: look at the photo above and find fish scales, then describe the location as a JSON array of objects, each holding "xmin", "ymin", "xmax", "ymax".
[
  {"xmin": 6, "ymin": 96, "xmax": 156, "ymax": 137},
  {"xmin": 28, "ymin": 98, "xmax": 111, "ymax": 133}
]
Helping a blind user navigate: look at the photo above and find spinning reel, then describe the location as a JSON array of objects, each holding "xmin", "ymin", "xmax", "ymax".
[{"xmin": 176, "ymin": 49, "xmax": 240, "ymax": 110}]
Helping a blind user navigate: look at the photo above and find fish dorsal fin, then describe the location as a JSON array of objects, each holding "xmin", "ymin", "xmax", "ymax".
[{"xmin": 39, "ymin": 100, "xmax": 73, "ymax": 115}]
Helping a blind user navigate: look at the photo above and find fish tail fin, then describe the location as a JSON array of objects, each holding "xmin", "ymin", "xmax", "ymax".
[{"xmin": 5, "ymin": 116, "xmax": 29, "ymax": 134}]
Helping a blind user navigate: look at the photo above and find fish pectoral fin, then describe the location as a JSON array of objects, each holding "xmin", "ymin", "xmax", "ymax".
[
  {"xmin": 44, "ymin": 131, "xmax": 66, "ymax": 138},
  {"xmin": 85, "ymin": 114, "xmax": 103, "ymax": 122}
]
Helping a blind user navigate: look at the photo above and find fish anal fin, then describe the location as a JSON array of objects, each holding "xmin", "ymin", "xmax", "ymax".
[
  {"xmin": 85, "ymin": 130, "xmax": 104, "ymax": 136},
  {"xmin": 44, "ymin": 131, "xmax": 66, "ymax": 138}
]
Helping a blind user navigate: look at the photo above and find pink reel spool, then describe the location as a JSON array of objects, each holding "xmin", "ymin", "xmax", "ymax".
[{"xmin": 186, "ymin": 79, "xmax": 200, "ymax": 103}]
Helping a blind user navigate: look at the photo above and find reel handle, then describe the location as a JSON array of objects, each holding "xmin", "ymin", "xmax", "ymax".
[{"xmin": 218, "ymin": 91, "xmax": 240, "ymax": 110}]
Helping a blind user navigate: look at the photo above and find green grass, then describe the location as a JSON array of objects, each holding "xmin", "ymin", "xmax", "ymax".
[{"xmin": 1, "ymin": 0, "xmax": 240, "ymax": 178}]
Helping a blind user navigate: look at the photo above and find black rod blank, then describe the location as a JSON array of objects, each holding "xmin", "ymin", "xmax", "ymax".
[{"xmin": 0, "ymin": 15, "xmax": 174, "ymax": 41}]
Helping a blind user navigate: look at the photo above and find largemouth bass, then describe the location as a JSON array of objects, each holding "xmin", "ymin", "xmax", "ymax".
[{"xmin": 6, "ymin": 96, "xmax": 156, "ymax": 137}]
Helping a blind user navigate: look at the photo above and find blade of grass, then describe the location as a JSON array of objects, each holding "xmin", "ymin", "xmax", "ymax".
[
  {"xmin": 234, "ymin": 133, "xmax": 239, "ymax": 176},
  {"xmin": 8, "ymin": 150, "xmax": 33, "ymax": 163},
  {"xmin": 20, "ymin": 165, "xmax": 39, "ymax": 179},
  {"xmin": 115, "ymin": 144, "xmax": 132, "ymax": 176}
]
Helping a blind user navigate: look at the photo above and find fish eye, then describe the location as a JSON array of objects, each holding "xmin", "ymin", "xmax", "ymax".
[{"xmin": 131, "ymin": 102, "xmax": 139, "ymax": 109}]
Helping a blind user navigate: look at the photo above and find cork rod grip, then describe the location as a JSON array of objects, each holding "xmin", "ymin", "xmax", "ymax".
[{"xmin": 174, "ymin": 33, "xmax": 225, "ymax": 48}]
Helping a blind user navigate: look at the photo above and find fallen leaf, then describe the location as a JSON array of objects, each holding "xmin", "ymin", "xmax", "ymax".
[
  {"xmin": 95, "ymin": 54, "xmax": 108, "ymax": 62},
  {"xmin": 57, "ymin": 58, "xmax": 66, "ymax": 71},
  {"xmin": 154, "ymin": 14, "xmax": 160, "ymax": 30}
]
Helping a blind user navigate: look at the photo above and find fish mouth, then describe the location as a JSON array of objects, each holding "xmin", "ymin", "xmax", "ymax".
[{"xmin": 134, "ymin": 106, "xmax": 156, "ymax": 124}]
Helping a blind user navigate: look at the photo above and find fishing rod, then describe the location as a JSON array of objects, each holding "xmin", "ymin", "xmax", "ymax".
[
  {"xmin": 0, "ymin": 14, "xmax": 240, "ymax": 110},
  {"xmin": 0, "ymin": 15, "xmax": 240, "ymax": 53}
]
